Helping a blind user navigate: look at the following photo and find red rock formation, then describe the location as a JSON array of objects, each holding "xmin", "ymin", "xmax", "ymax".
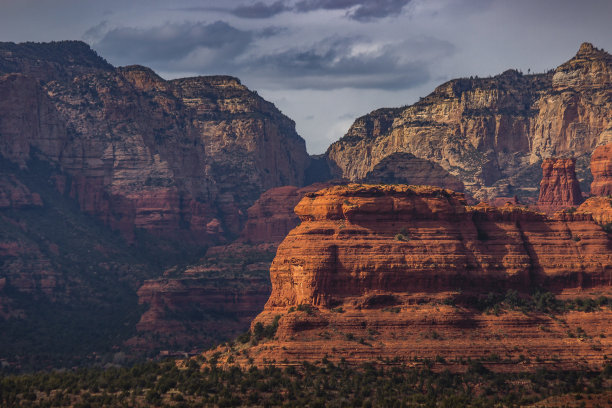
[
  {"xmin": 240, "ymin": 182, "xmax": 339, "ymax": 243},
  {"xmin": 212, "ymin": 184, "xmax": 611, "ymax": 369},
  {"xmin": 130, "ymin": 244, "xmax": 274, "ymax": 352},
  {"xmin": 0, "ymin": 175, "xmax": 42, "ymax": 208},
  {"xmin": 326, "ymin": 43, "xmax": 612, "ymax": 201},
  {"xmin": 591, "ymin": 143, "xmax": 612, "ymax": 196},
  {"xmin": 578, "ymin": 196, "xmax": 612, "ymax": 226},
  {"xmin": 0, "ymin": 42, "xmax": 311, "ymax": 244},
  {"xmin": 538, "ymin": 158, "xmax": 583, "ymax": 212}
]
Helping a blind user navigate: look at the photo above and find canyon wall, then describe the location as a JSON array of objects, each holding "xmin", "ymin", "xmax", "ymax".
[
  {"xmin": 326, "ymin": 43, "xmax": 612, "ymax": 201},
  {"xmin": 217, "ymin": 184, "xmax": 612, "ymax": 369},
  {"xmin": 0, "ymin": 41, "xmax": 310, "ymax": 243}
]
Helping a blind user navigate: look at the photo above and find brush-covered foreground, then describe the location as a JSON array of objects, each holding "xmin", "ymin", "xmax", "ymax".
[{"xmin": 1, "ymin": 359, "xmax": 612, "ymax": 407}]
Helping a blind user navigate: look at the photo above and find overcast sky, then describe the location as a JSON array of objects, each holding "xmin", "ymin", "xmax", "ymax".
[{"xmin": 0, "ymin": 0, "xmax": 610, "ymax": 154}]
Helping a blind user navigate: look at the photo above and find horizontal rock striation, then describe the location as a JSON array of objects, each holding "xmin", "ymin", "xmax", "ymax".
[
  {"xmin": 232, "ymin": 184, "xmax": 612, "ymax": 368},
  {"xmin": 131, "ymin": 244, "xmax": 274, "ymax": 352},
  {"xmin": 326, "ymin": 43, "xmax": 612, "ymax": 201},
  {"xmin": 0, "ymin": 42, "xmax": 310, "ymax": 243}
]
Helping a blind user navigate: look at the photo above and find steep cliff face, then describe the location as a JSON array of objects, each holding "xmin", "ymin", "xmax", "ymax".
[
  {"xmin": 0, "ymin": 41, "xmax": 310, "ymax": 243},
  {"xmin": 170, "ymin": 76, "xmax": 310, "ymax": 234},
  {"xmin": 221, "ymin": 184, "xmax": 612, "ymax": 368},
  {"xmin": 326, "ymin": 43, "xmax": 611, "ymax": 201},
  {"xmin": 0, "ymin": 41, "xmax": 311, "ymax": 369},
  {"xmin": 591, "ymin": 142, "xmax": 612, "ymax": 196},
  {"xmin": 537, "ymin": 158, "xmax": 583, "ymax": 212},
  {"xmin": 240, "ymin": 182, "xmax": 339, "ymax": 243},
  {"xmin": 264, "ymin": 185, "xmax": 609, "ymax": 308}
]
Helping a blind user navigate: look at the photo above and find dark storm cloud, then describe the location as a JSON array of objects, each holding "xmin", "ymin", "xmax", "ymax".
[
  {"xmin": 88, "ymin": 17, "xmax": 453, "ymax": 90},
  {"xmin": 231, "ymin": 1, "xmax": 290, "ymax": 18},
  {"xmin": 294, "ymin": 0, "xmax": 411, "ymax": 21},
  {"xmin": 188, "ymin": 0, "xmax": 412, "ymax": 21},
  {"xmin": 93, "ymin": 21, "xmax": 253, "ymax": 65},
  {"xmin": 241, "ymin": 36, "xmax": 454, "ymax": 89}
]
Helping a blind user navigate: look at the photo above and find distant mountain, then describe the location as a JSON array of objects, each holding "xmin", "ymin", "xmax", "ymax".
[{"xmin": 326, "ymin": 42, "xmax": 612, "ymax": 201}]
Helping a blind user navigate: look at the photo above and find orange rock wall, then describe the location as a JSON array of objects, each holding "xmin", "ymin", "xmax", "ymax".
[
  {"xmin": 537, "ymin": 158, "xmax": 583, "ymax": 212},
  {"xmin": 239, "ymin": 184, "xmax": 612, "ymax": 369},
  {"xmin": 591, "ymin": 143, "xmax": 612, "ymax": 196},
  {"xmin": 265, "ymin": 185, "xmax": 608, "ymax": 309}
]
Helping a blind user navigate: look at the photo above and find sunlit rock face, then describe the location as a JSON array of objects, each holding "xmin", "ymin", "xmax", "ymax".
[
  {"xmin": 233, "ymin": 184, "xmax": 612, "ymax": 369},
  {"xmin": 326, "ymin": 43, "xmax": 612, "ymax": 202}
]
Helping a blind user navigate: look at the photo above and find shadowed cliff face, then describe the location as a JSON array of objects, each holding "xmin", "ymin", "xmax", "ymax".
[
  {"xmin": 212, "ymin": 184, "xmax": 612, "ymax": 369},
  {"xmin": 0, "ymin": 41, "xmax": 310, "ymax": 243},
  {"xmin": 326, "ymin": 43, "xmax": 612, "ymax": 201},
  {"xmin": 0, "ymin": 41, "xmax": 310, "ymax": 369}
]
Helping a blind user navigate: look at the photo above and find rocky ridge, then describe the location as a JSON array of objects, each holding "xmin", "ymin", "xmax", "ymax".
[
  {"xmin": 326, "ymin": 43, "xmax": 612, "ymax": 201},
  {"xmin": 0, "ymin": 41, "xmax": 310, "ymax": 243},
  {"xmin": 210, "ymin": 184, "xmax": 611, "ymax": 369}
]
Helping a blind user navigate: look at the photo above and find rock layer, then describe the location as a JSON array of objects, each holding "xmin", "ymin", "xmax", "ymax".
[
  {"xmin": 537, "ymin": 158, "xmax": 583, "ymax": 212},
  {"xmin": 326, "ymin": 43, "xmax": 612, "ymax": 201},
  {"xmin": 234, "ymin": 184, "xmax": 612, "ymax": 368},
  {"xmin": 591, "ymin": 142, "xmax": 612, "ymax": 196},
  {"xmin": 0, "ymin": 42, "xmax": 310, "ymax": 243},
  {"xmin": 240, "ymin": 182, "xmax": 340, "ymax": 244},
  {"xmin": 131, "ymin": 244, "xmax": 275, "ymax": 352}
]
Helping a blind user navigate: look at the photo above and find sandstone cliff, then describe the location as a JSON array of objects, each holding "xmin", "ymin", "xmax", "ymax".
[
  {"xmin": 215, "ymin": 184, "xmax": 611, "ymax": 369},
  {"xmin": 537, "ymin": 158, "xmax": 583, "ymax": 212},
  {"xmin": 0, "ymin": 41, "xmax": 310, "ymax": 243},
  {"xmin": 240, "ymin": 182, "xmax": 340, "ymax": 243},
  {"xmin": 590, "ymin": 142, "xmax": 612, "ymax": 196},
  {"xmin": 0, "ymin": 41, "xmax": 311, "ymax": 368},
  {"xmin": 326, "ymin": 43, "xmax": 612, "ymax": 201}
]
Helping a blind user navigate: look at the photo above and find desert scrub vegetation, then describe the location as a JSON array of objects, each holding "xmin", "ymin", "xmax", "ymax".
[
  {"xmin": 1, "ymin": 359, "xmax": 612, "ymax": 407},
  {"xmin": 445, "ymin": 290, "xmax": 612, "ymax": 315}
]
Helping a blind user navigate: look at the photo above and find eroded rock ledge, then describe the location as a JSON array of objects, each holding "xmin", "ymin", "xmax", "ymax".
[{"xmin": 212, "ymin": 184, "xmax": 611, "ymax": 370}]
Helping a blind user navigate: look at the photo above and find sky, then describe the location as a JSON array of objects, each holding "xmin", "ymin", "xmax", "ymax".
[{"xmin": 0, "ymin": 0, "xmax": 610, "ymax": 154}]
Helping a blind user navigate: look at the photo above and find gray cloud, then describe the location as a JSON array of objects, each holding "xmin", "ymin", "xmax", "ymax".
[
  {"xmin": 242, "ymin": 36, "xmax": 454, "ymax": 89},
  {"xmin": 89, "ymin": 16, "xmax": 454, "ymax": 91},
  {"xmin": 93, "ymin": 21, "xmax": 253, "ymax": 65},
  {"xmin": 231, "ymin": 1, "xmax": 290, "ymax": 18},
  {"xmin": 294, "ymin": 0, "xmax": 411, "ymax": 21}
]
